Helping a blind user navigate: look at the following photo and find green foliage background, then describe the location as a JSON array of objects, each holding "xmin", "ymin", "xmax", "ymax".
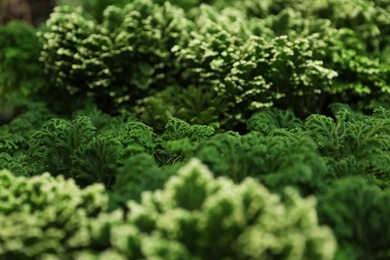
[{"xmin": 1, "ymin": 0, "xmax": 390, "ymax": 259}]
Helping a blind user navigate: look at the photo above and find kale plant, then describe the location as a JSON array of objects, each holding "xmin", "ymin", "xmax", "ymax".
[
  {"xmin": 304, "ymin": 106, "xmax": 390, "ymax": 187},
  {"xmin": 195, "ymin": 130, "xmax": 329, "ymax": 196},
  {"xmin": 0, "ymin": 169, "xmax": 108, "ymax": 258},
  {"xmin": 84, "ymin": 159, "xmax": 336, "ymax": 259},
  {"xmin": 25, "ymin": 116, "xmax": 121, "ymax": 187},
  {"xmin": 38, "ymin": 0, "xmax": 193, "ymax": 112}
]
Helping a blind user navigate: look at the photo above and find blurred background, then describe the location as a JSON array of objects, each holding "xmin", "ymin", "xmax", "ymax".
[
  {"xmin": 0, "ymin": 0, "xmax": 57, "ymax": 26},
  {"xmin": 0, "ymin": 0, "xmax": 118, "ymax": 26}
]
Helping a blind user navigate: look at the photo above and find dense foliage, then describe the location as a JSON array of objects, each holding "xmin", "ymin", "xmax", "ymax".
[
  {"xmin": 0, "ymin": 21, "xmax": 46, "ymax": 107},
  {"xmin": 0, "ymin": 159, "xmax": 336, "ymax": 259},
  {"xmin": 1, "ymin": 0, "xmax": 390, "ymax": 259}
]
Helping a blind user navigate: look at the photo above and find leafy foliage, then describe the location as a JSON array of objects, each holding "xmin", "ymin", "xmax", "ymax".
[
  {"xmin": 38, "ymin": 0, "xmax": 193, "ymax": 111},
  {"xmin": 208, "ymin": 0, "xmax": 390, "ymax": 54},
  {"xmin": 0, "ymin": 21, "xmax": 46, "ymax": 106},
  {"xmin": 88, "ymin": 159, "xmax": 336, "ymax": 259},
  {"xmin": 0, "ymin": 160, "xmax": 336, "ymax": 259},
  {"xmin": 0, "ymin": 152, "xmax": 27, "ymax": 177},
  {"xmin": 135, "ymin": 85, "xmax": 228, "ymax": 131},
  {"xmin": 109, "ymin": 153, "xmax": 170, "ymax": 209},
  {"xmin": 34, "ymin": 0, "xmax": 390, "ymax": 128},
  {"xmin": 247, "ymin": 107, "xmax": 302, "ymax": 134},
  {"xmin": 308, "ymin": 0, "xmax": 390, "ymax": 54},
  {"xmin": 0, "ymin": 100, "xmax": 54, "ymax": 157},
  {"xmin": 194, "ymin": 130, "xmax": 329, "ymax": 196},
  {"xmin": 1, "ymin": 1, "xmax": 390, "ymax": 259},
  {"xmin": 304, "ymin": 107, "xmax": 390, "ymax": 187},
  {"xmin": 153, "ymin": 118, "xmax": 215, "ymax": 166},
  {"xmin": 26, "ymin": 116, "xmax": 121, "ymax": 187},
  {"xmin": 320, "ymin": 28, "xmax": 390, "ymax": 111},
  {"xmin": 0, "ymin": 169, "xmax": 108, "ymax": 258},
  {"xmin": 318, "ymin": 177, "xmax": 390, "ymax": 260}
]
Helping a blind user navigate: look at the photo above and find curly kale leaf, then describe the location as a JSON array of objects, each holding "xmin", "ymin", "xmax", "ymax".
[
  {"xmin": 247, "ymin": 107, "xmax": 302, "ymax": 134},
  {"xmin": 105, "ymin": 120, "xmax": 156, "ymax": 159},
  {"xmin": 26, "ymin": 116, "xmax": 95, "ymax": 175},
  {"xmin": 135, "ymin": 85, "xmax": 229, "ymax": 131},
  {"xmin": 161, "ymin": 118, "xmax": 215, "ymax": 142},
  {"xmin": 71, "ymin": 135, "xmax": 121, "ymax": 187},
  {"xmin": 0, "ymin": 152, "xmax": 28, "ymax": 177},
  {"xmin": 154, "ymin": 118, "xmax": 215, "ymax": 165},
  {"xmin": 304, "ymin": 107, "xmax": 390, "ymax": 186},
  {"xmin": 195, "ymin": 130, "xmax": 328, "ymax": 195},
  {"xmin": 26, "ymin": 116, "xmax": 121, "ymax": 187},
  {"xmin": 0, "ymin": 100, "xmax": 55, "ymax": 158}
]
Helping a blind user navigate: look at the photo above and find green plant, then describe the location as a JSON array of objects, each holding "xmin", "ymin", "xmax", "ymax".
[
  {"xmin": 0, "ymin": 169, "xmax": 108, "ymax": 258},
  {"xmin": 304, "ymin": 107, "xmax": 390, "ymax": 187},
  {"xmin": 25, "ymin": 116, "xmax": 121, "ymax": 187},
  {"xmin": 38, "ymin": 0, "xmax": 193, "ymax": 112},
  {"xmin": 195, "ymin": 130, "xmax": 329, "ymax": 196},
  {"xmin": 88, "ymin": 159, "xmax": 337, "ymax": 259},
  {"xmin": 0, "ymin": 21, "xmax": 46, "ymax": 106},
  {"xmin": 318, "ymin": 176, "xmax": 390, "ymax": 260}
]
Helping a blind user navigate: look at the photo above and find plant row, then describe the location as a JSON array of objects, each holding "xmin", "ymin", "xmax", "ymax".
[
  {"xmin": 1, "ymin": 100, "xmax": 390, "ymax": 258},
  {"xmin": 1, "ymin": 0, "xmax": 390, "ymax": 259},
  {"xmin": 1, "ymin": 0, "xmax": 390, "ymax": 131}
]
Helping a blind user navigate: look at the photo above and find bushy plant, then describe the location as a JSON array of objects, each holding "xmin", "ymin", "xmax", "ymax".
[
  {"xmin": 86, "ymin": 159, "xmax": 337, "ymax": 259},
  {"xmin": 194, "ymin": 130, "xmax": 329, "ymax": 196},
  {"xmin": 0, "ymin": 169, "xmax": 108, "ymax": 258},
  {"xmin": 0, "ymin": 159, "xmax": 337, "ymax": 259},
  {"xmin": 38, "ymin": 0, "xmax": 193, "ymax": 112},
  {"xmin": 1, "ymin": 1, "xmax": 390, "ymax": 259},
  {"xmin": 25, "ymin": 116, "xmax": 121, "ymax": 187},
  {"xmin": 304, "ymin": 107, "xmax": 390, "ymax": 187},
  {"xmin": 0, "ymin": 100, "xmax": 54, "ymax": 157}
]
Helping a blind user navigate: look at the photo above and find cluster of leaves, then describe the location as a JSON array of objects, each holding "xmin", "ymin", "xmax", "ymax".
[
  {"xmin": 34, "ymin": 0, "xmax": 389, "ymax": 130},
  {"xmin": 207, "ymin": 0, "xmax": 390, "ymax": 54},
  {"xmin": 305, "ymin": 105, "xmax": 390, "ymax": 188},
  {"xmin": 144, "ymin": 7, "xmax": 337, "ymax": 126},
  {"xmin": 1, "ymin": 0, "xmax": 390, "ymax": 259},
  {"xmin": 0, "ymin": 100, "xmax": 55, "ymax": 176},
  {"xmin": 193, "ymin": 131, "xmax": 329, "ymax": 196},
  {"xmin": 0, "ymin": 169, "xmax": 108, "ymax": 259},
  {"xmin": 38, "ymin": 0, "xmax": 193, "ymax": 111},
  {"xmin": 0, "ymin": 159, "xmax": 337, "ymax": 259},
  {"xmin": 25, "ymin": 116, "xmax": 122, "ymax": 187},
  {"xmin": 248, "ymin": 105, "xmax": 390, "ymax": 188},
  {"xmin": 135, "ymin": 2, "xmax": 389, "ymax": 130},
  {"xmin": 0, "ymin": 102, "xmax": 215, "ymax": 192}
]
